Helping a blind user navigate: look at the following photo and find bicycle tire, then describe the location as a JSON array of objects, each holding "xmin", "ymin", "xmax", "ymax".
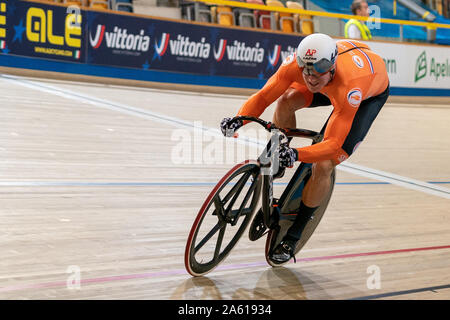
[
  {"xmin": 185, "ymin": 160, "xmax": 262, "ymax": 276},
  {"xmin": 265, "ymin": 166, "xmax": 336, "ymax": 267}
]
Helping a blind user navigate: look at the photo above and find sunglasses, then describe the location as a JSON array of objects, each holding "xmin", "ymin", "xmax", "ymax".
[{"xmin": 296, "ymin": 56, "xmax": 336, "ymax": 75}]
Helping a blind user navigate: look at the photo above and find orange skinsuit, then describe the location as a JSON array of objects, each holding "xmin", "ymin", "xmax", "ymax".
[{"xmin": 236, "ymin": 40, "xmax": 389, "ymax": 164}]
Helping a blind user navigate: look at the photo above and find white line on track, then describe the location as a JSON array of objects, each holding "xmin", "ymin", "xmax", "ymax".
[{"xmin": 2, "ymin": 74, "xmax": 449, "ymax": 199}]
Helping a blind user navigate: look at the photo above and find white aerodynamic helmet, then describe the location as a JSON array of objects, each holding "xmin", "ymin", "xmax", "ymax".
[{"xmin": 296, "ymin": 33, "xmax": 338, "ymax": 75}]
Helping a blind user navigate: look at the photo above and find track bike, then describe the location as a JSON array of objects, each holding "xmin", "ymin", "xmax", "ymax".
[{"xmin": 184, "ymin": 116, "xmax": 336, "ymax": 276}]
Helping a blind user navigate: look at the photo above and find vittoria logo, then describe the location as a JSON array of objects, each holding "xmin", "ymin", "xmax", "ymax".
[
  {"xmin": 89, "ymin": 25, "xmax": 150, "ymax": 52},
  {"xmin": 347, "ymin": 88, "xmax": 362, "ymax": 107},
  {"xmin": 280, "ymin": 46, "xmax": 296, "ymax": 62},
  {"xmin": 213, "ymin": 39, "xmax": 227, "ymax": 61},
  {"xmin": 155, "ymin": 32, "xmax": 170, "ymax": 56},
  {"xmin": 158, "ymin": 34, "xmax": 210, "ymax": 59},
  {"xmin": 89, "ymin": 25, "xmax": 105, "ymax": 49},
  {"xmin": 213, "ymin": 40, "xmax": 264, "ymax": 63},
  {"xmin": 225, "ymin": 41, "xmax": 264, "ymax": 63},
  {"xmin": 170, "ymin": 35, "xmax": 210, "ymax": 58},
  {"xmin": 279, "ymin": 46, "xmax": 297, "ymax": 68},
  {"xmin": 268, "ymin": 45, "xmax": 281, "ymax": 66}
]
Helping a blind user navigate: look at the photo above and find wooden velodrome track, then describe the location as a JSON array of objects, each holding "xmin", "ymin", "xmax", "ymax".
[{"xmin": 0, "ymin": 72, "xmax": 449, "ymax": 300}]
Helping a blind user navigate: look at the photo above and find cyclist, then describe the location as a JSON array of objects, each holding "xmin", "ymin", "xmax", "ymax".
[{"xmin": 220, "ymin": 33, "xmax": 389, "ymax": 264}]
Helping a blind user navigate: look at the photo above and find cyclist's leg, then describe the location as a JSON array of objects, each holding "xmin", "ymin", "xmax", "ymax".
[
  {"xmin": 299, "ymin": 86, "xmax": 389, "ymax": 209},
  {"xmin": 272, "ymin": 82, "xmax": 332, "ymax": 128},
  {"xmin": 272, "ymin": 85, "xmax": 312, "ymax": 128},
  {"xmin": 301, "ymin": 85, "xmax": 389, "ymax": 207},
  {"xmin": 279, "ymin": 159, "xmax": 335, "ymax": 245},
  {"xmin": 302, "ymin": 160, "xmax": 335, "ymax": 207}
]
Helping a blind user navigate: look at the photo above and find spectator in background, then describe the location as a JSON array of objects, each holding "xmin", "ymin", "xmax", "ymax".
[
  {"xmin": 443, "ymin": 0, "xmax": 449, "ymax": 18},
  {"xmin": 345, "ymin": 0, "xmax": 372, "ymax": 40}
]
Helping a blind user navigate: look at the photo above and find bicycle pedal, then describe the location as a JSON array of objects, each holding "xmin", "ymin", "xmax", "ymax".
[
  {"xmin": 248, "ymin": 209, "xmax": 267, "ymax": 241},
  {"xmin": 249, "ymin": 224, "xmax": 268, "ymax": 241}
]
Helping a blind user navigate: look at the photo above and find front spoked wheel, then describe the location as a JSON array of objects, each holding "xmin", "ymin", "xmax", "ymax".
[{"xmin": 185, "ymin": 160, "xmax": 262, "ymax": 276}]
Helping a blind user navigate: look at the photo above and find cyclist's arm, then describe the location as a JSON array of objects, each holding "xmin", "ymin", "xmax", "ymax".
[
  {"xmin": 236, "ymin": 59, "xmax": 297, "ymax": 120},
  {"xmin": 295, "ymin": 92, "xmax": 359, "ymax": 164}
]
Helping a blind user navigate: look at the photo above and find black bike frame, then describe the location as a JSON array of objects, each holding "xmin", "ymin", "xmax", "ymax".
[{"xmin": 230, "ymin": 116, "xmax": 323, "ymax": 230}]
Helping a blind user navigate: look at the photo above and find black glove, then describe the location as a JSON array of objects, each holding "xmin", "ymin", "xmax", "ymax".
[
  {"xmin": 278, "ymin": 144, "xmax": 298, "ymax": 168},
  {"xmin": 220, "ymin": 117, "xmax": 243, "ymax": 137}
]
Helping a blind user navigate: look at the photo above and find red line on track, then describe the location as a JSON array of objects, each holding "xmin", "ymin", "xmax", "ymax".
[{"xmin": 1, "ymin": 245, "xmax": 449, "ymax": 293}]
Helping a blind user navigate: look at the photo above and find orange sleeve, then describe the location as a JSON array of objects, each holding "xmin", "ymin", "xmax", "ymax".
[
  {"xmin": 295, "ymin": 88, "xmax": 359, "ymax": 164},
  {"xmin": 289, "ymin": 82, "xmax": 314, "ymax": 107},
  {"xmin": 236, "ymin": 57, "xmax": 298, "ymax": 120}
]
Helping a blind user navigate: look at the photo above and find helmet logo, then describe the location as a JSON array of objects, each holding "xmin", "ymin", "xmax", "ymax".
[{"xmin": 305, "ymin": 49, "xmax": 317, "ymax": 56}]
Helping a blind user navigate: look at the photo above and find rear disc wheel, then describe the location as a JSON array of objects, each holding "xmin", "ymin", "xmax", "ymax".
[{"xmin": 265, "ymin": 168, "xmax": 336, "ymax": 267}]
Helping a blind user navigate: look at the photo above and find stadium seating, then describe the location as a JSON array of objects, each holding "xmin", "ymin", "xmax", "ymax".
[
  {"xmin": 89, "ymin": 0, "xmax": 110, "ymax": 10},
  {"xmin": 266, "ymin": 0, "xmax": 295, "ymax": 32},
  {"xmin": 180, "ymin": 1, "xmax": 197, "ymax": 21},
  {"xmin": 286, "ymin": 1, "xmax": 314, "ymax": 34},
  {"xmin": 180, "ymin": 1, "xmax": 212, "ymax": 23},
  {"xmin": 112, "ymin": 0, "xmax": 134, "ymax": 12},
  {"xmin": 61, "ymin": 0, "xmax": 87, "ymax": 6},
  {"xmin": 246, "ymin": 0, "xmax": 272, "ymax": 29},
  {"xmin": 215, "ymin": 5, "xmax": 235, "ymax": 26},
  {"xmin": 232, "ymin": 0, "xmax": 257, "ymax": 28}
]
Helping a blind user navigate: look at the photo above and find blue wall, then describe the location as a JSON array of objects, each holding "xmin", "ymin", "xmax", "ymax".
[{"xmin": 0, "ymin": 0, "xmax": 448, "ymax": 96}]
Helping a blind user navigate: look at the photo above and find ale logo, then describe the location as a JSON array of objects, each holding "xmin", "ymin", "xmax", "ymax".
[
  {"xmin": 0, "ymin": 2, "xmax": 6, "ymax": 47},
  {"xmin": 415, "ymin": 50, "xmax": 427, "ymax": 83},
  {"xmin": 24, "ymin": 8, "xmax": 82, "ymax": 48}
]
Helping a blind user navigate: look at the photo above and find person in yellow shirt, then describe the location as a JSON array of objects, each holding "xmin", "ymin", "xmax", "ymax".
[{"xmin": 345, "ymin": 0, "xmax": 372, "ymax": 40}]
